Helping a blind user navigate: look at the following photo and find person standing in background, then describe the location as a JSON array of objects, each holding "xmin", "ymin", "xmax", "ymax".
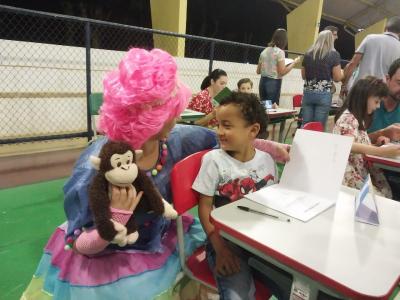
[
  {"xmin": 341, "ymin": 16, "xmax": 400, "ymax": 97},
  {"xmin": 325, "ymin": 25, "xmax": 340, "ymax": 96},
  {"xmin": 257, "ymin": 28, "xmax": 300, "ymax": 106},
  {"xmin": 301, "ymin": 30, "xmax": 343, "ymax": 129},
  {"xmin": 324, "ymin": 25, "xmax": 339, "ymax": 42}
]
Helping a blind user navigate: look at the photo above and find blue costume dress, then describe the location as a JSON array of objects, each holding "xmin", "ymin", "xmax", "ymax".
[{"xmin": 23, "ymin": 125, "xmax": 218, "ymax": 300}]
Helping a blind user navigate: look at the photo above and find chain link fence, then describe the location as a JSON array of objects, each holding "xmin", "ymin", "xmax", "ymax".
[{"xmin": 0, "ymin": 5, "xmax": 304, "ymax": 146}]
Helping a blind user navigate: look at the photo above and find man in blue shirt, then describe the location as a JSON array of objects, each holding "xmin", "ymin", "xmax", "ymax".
[
  {"xmin": 368, "ymin": 59, "xmax": 400, "ymax": 141},
  {"xmin": 368, "ymin": 58, "xmax": 400, "ymax": 200}
]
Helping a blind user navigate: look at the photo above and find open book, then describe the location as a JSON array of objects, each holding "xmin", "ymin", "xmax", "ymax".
[
  {"xmin": 245, "ymin": 130, "xmax": 353, "ymax": 222},
  {"xmin": 212, "ymin": 87, "xmax": 232, "ymax": 106}
]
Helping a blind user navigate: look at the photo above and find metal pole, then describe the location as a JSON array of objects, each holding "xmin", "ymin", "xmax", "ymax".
[
  {"xmin": 85, "ymin": 21, "xmax": 92, "ymax": 141},
  {"xmin": 208, "ymin": 41, "xmax": 215, "ymax": 75}
]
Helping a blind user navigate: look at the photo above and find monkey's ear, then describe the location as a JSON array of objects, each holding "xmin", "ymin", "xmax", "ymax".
[
  {"xmin": 135, "ymin": 150, "xmax": 143, "ymax": 160},
  {"xmin": 90, "ymin": 155, "xmax": 101, "ymax": 170}
]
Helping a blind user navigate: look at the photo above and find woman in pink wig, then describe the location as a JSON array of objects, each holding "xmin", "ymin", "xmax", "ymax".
[{"xmin": 22, "ymin": 48, "xmax": 289, "ymax": 300}]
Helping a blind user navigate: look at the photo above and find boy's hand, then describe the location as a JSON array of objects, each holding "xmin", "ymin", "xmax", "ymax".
[
  {"xmin": 276, "ymin": 144, "xmax": 290, "ymax": 163},
  {"xmin": 215, "ymin": 245, "xmax": 241, "ymax": 276}
]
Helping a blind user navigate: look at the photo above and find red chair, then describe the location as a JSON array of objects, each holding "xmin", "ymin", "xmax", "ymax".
[
  {"xmin": 292, "ymin": 94, "xmax": 303, "ymax": 108},
  {"xmin": 303, "ymin": 121, "xmax": 324, "ymax": 132},
  {"xmin": 171, "ymin": 150, "xmax": 271, "ymax": 299},
  {"xmin": 284, "ymin": 94, "xmax": 303, "ymax": 142}
]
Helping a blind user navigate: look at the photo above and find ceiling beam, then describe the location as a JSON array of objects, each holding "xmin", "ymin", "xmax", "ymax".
[
  {"xmin": 273, "ymin": 0, "xmax": 394, "ymax": 31},
  {"xmin": 273, "ymin": 0, "xmax": 360, "ymax": 30},
  {"xmin": 347, "ymin": 0, "xmax": 394, "ymax": 28}
]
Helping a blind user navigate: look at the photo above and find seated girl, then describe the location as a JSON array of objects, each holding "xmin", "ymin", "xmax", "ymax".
[{"xmin": 333, "ymin": 76, "xmax": 400, "ymax": 198}]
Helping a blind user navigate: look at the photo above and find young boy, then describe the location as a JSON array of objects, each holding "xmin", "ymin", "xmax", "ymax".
[
  {"xmin": 237, "ymin": 78, "xmax": 253, "ymax": 94},
  {"xmin": 192, "ymin": 92, "xmax": 277, "ymax": 299}
]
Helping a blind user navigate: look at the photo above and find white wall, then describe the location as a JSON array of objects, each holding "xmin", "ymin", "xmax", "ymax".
[{"xmin": 0, "ymin": 40, "xmax": 315, "ymax": 138}]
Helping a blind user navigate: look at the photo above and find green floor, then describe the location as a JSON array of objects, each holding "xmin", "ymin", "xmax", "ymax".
[
  {"xmin": 1, "ymin": 170, "xmax": 399, "ymax": 300},
  {"xmin": 0, "ymin": 178, "xmax": 67, "ymax": 300}
]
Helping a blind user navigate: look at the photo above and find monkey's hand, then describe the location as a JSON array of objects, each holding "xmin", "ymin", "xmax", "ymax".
[
  {"xmin": 110, "ymin": 219, "xmax": 129, "ymax": 247},
  {"xmin": 162, "ymin": 199, "xmax": 178, "ymax": 219}
]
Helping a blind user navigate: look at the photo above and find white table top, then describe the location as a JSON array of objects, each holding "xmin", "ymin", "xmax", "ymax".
[
  {"xmin": 266, "ymin": 108, "xmax": 297, "ymax": 117},
  {"xmin": 179, "ymin": 109, "xmax": 205, "ymax": 122},
  {"xmin": 181, "ymin": 108, "xmax": 205, "ymax": 117},
  {"xmin": 211, "ymin": 186, "xmax": 400, "ymax": 299}
]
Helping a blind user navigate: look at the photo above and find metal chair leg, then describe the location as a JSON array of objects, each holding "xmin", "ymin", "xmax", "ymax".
[{"xmin": 284, "ymin": 120, "xmax": 295, "ymax": 143}]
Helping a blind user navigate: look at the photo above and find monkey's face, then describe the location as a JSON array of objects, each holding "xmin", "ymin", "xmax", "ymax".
[{"xmin": 105, "ymin": 150, "xmax": 138, "ymax": 187}]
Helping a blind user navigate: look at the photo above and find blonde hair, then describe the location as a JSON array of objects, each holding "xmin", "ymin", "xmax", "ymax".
[{"xmin": 309, "ymin": 30, "xmax": 334, "ymax": 60}]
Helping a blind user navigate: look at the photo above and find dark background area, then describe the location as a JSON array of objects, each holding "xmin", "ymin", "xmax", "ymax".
[{"xmin": 0, "ymin": 0, "xmax": 354, "ymax": 60}]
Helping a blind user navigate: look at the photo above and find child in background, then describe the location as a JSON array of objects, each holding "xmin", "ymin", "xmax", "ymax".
[
  {"xmin": 193, "ymin": 92, "xmax": 277, "ymax": 299},
  {"xmin": 333, "ymin": 76, "xmax": 400, "ymax": 198},
  {"xmin": 237, "ymin": 78, "xmax": 253, "ymax": 93}
]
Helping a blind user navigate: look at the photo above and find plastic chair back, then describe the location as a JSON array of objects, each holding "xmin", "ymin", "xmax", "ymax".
[
  {"xmin": 89, "ymin": 93, "xmax": 103, "ymax": 141},
  {"xmin": 292, "ymin": 94, "xmax": 303, "ymax": 108},
  {"xmin": 170, "ymin": 149, "xmax": 272, "ymax": 299},
  {"xmin": 89, "ymin": 93, "xmax": 103, "ymax": 115},
  {"xmin": 303, "ymin": 121, "xmax": 324, "ymax": 132},
  {"xmin": 171, "ymin": 149, "xmax": 210, "ymax": 215}
]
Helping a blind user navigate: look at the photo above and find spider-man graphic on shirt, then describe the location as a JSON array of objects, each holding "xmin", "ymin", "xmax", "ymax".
[{"xmin": 217, "ymin": 173, "xmax": 275, "ymax": 202}]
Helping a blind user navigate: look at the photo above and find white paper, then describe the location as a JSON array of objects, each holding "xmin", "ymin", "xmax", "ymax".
[
  {"xmin": 279, "ymin": 130, "xmax": 353, "ymax": 202},
  {"xmin": 246, "ymin": 185, "xmax": 334, "ymax": 222},
  {"xmin": 245, "ymin": 130, "xmax": 353, "ymax": 221},
  {"xmin": 285, "ymin": 58, "xmax": 294, "ymax": 66}
]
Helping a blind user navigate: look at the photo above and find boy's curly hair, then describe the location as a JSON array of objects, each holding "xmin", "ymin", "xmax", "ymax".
[{"xmin": 219, "ymin": 92, "xmax": 268, "ymax": 138}]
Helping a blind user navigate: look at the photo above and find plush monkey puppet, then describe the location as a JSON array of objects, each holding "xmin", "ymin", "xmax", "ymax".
[{"xmin": 89, "ymin": 141, "xmax": 177, "ymax": 246}]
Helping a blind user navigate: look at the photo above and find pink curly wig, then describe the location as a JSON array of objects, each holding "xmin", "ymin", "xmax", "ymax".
[{"xmin": 99, "ymin": 48, "xmax": 191, "ymax": 149}]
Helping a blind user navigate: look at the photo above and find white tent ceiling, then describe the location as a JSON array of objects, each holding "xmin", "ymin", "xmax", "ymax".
[{"xmin": 274, "ymin": 0, "xmax": 400, "ymax": 34}]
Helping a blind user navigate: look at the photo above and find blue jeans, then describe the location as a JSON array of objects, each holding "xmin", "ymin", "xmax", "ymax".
[
  {"xmin": 206, "ymin": 241, "xmax": 256, "ymax": 300},
  {"xmin": 301, "ymin": 90, "xmax": 332, "ymax": 129},
  {"xmin": 259, "ymin": 76, "xmax": 282, "ymax": 105}
]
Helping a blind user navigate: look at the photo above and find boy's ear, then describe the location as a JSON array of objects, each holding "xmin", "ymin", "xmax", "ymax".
[{"xmin": 250, "ymin": 123, "xmax": 261, "ymax": 138}]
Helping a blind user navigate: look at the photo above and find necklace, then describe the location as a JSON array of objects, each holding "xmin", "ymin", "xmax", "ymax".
[{"xmin": 146, "ymin": 139, "xmax": 168, "ymax": 177}]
